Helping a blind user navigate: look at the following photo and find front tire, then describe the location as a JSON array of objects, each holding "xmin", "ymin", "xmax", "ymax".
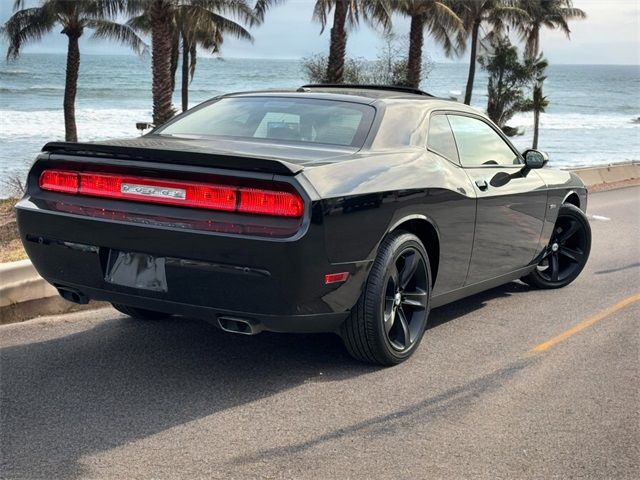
[
  {"xmin": 112, "ymin": 303, "xmax": 173, "ymax": 320},
  {"xmin": 522, "ymin": 203, "xmax": 591, "ymax": 289},
  {"xmin": 341, "ymin": 231, "xmax": 431, "ymax": 366}
]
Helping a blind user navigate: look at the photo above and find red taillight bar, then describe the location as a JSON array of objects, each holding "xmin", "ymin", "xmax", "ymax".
[{"xmin": 39, "ymin": 169, "xmax": 304, "ymax": 218}]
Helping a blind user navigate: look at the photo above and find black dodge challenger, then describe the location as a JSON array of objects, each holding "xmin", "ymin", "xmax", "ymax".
[{"xmin": 16, "ymin": 85, "xmax": 591, "ymax": 365}]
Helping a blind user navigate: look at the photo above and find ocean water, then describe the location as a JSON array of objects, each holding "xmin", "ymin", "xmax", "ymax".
[{"xmin": 1, "ymin": 53, "xmax": 639, "ymax": 197}]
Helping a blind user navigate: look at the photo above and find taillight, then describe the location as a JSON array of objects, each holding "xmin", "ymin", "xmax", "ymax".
[
  {"xmin": 238, "ymin": 188, "xmax": 303, "ymax": 218},
  {"xmin": 39, "ymin": 170, "xmax": 78, "ymax": 193},
  {"xmin": 38, "ymin": 169, "xmax": 304, "ymax": 218}
]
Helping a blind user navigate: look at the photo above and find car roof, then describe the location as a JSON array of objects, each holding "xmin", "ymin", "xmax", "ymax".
[{"xmin": 222, "ymin": 85, "xmax": 482, "ymax": 115}]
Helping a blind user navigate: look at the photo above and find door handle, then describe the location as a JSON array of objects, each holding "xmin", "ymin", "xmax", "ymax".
[{"xmin": 475, "ymin": 179, "xmax": 488, "ymax": 190}]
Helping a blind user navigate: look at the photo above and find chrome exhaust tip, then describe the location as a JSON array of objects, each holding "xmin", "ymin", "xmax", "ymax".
[
  {"xmin": 217, "ymin": 316, "xmax": 262, "ymax": 335},
  {"xmin": 56, "ymin": 286, "xmax": 89, "ymax": 305}
]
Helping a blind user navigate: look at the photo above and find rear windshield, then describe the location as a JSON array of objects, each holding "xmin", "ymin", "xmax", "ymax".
[{"xmin": 157, "ymin": 97, "xmax": 375, "ymax": 148}]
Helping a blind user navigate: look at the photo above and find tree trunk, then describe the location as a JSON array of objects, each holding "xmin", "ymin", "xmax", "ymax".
[
  {"xmin": 463, "ymin": 19, "xmax": 481, "ymax": 105},
  {"xmin": 170, "ymin": 31, "xmax": 179, "ymax": 93},
  {"xmin": 151, "ymin": 0, "xmax": 175, "ymax": 125},
  {"xmin": 181, "ymin": 36, "xmax": 189, "ymax": 112},
  {"xmin": 406, "ymin": 15, "xmax": 424, "ymax": 88},
  {"xmin": 532, "ymin": 108, "xmax": 540, "ymax": 149},
  {"xmin": 324, "ymin": 0, "xmax": 347, "ymax": 83},
  {"xmin": 63, "ymin": 33, "xmax": 80, "ymax": 142}
]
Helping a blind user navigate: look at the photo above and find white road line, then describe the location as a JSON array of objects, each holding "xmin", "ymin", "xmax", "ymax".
[{"xmin": 589, "ymin": 214, "xmax": 611, "ymax": 221}]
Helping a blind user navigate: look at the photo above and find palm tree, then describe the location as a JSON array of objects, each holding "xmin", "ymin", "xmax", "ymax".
[
  {"xmin": 516, "ymin": 0, "xmax": 584, "ymax": 147},
  {"xmin": 2, "ymin": 0, "xmax": 146, "ymax": 142},
  {"xmin": 393, "ymin": 0, "xmax": 464, "ymax": 89},
  {"xmin": 454, "ymin": 0, "xmax": 527, "ymax": 105},
  {"xmin": 517, "ymin": 0, "xmax": 586, "ymax": 58},
  {"xmin": 523, "ymin": 54, "xmax": 549, "ymax": 148},
  {"xmin": 129, "ymin": 2, "xmax": 254, "ymax": 114},
  {"xmin": 178, "ymin": 3, "xmax": 253, "ymax": 112},
  {"xmin": 313, "ymin": 0, "xmax": 392, "ymax": 83},
  {"xmin": 143, "ymin": 0, "xmax": 176, "ymax": 125}
]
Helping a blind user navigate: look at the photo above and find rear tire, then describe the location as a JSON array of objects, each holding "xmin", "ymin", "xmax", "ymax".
[
  {"xmin": 522, "ymin": 203, "xmax": 591, "ymax": 289},
  {"xmin": 112, "ymin": 303, "xmax": 173, "ymax": 320},
  {"xmin": 341, "ymin": 231, "xmax": 431, "ymax": 366}
]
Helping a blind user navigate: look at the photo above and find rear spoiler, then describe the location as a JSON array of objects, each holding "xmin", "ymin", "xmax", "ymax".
[{"xmin": 41, "ymin": 142, "xmax": 304, "ymax": 176}]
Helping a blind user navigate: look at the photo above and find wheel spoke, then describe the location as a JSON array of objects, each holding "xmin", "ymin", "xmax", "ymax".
[
  {"xmin": 397, "ymin": 307, "xmax": 411, "ymax": 347},
  {"xmin": 557, "ymin": 220, "xmax": 579, "ymax": 243},
  {"xmin": 550, "ymin": 252, "xmax": 560, "ymax": 281},
  {"xmin": 559, "ymin": 246, "xmax": 583, "ymax": 263},
  {"xmin": 384, "ymin": 307, "xmax": 396, "ymax": 334},
  {"xmin": 399, "ymin": 251, "xmax": 419, "ymax": 289},
  {"xmin": 402, "ymin": 288, "xmax": 428, "ymax": 309}
]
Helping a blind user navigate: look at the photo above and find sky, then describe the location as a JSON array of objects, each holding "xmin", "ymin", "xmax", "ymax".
[{"xmin": 0, "ymin": 0, "xmax": 638, "ymax": 65}]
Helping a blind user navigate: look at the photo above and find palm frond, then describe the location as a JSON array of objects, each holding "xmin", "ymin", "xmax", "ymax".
[
  {"xmin": 178, "ymin": 4, "xmax": 253, "ymax": 44},
  {"xmin": 127, "ymin": 13, "xmax": 151, "ymax": 33},
  {"xmin": 252, "ymin": 0, "xmax": 285, "ymax": 25},
  {"xmin": 3, "ymin": 6, "xmax": 57, "ymax": 60},
  {"xmin": 87, "ymin": 19, "xmax": 148, "ymax": 54},
  {"xmin": 360, "ymin": 0, "xmax": 393, "ymax": 33},
  {"xmin": 312, "ymin": 0, "xmax": 334, "ymax": 33}
]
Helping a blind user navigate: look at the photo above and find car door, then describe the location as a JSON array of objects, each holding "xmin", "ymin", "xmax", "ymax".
[{"xmin": 446, "ymin": 114, "xmax": 547, "ymax": 285}]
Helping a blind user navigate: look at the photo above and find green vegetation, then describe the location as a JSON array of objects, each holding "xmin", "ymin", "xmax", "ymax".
[
  {"xmin": 303, "ymin": 33, "xmax": 432, "ymax": 86},
  {"xmin": 478, "ymin": 35, "xmax": 530, "ymax": 134}
]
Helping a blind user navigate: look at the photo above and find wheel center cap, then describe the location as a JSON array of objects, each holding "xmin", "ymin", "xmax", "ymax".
[
  {"xmin": 394, "ymin": 292, "xmax": 402, "ymax": 307},
  {"xmin": 551, "ymin": 243, "xmax": 559, "ymax": 252}
]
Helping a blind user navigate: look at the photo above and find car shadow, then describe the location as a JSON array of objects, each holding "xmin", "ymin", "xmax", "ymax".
[
  {"xmin": 1, "ymin": 281, "xmax": 529, "ymax": 479},
  {"xmin": 0, "ymin": 316, "xmax": 375, "ymax": 479},
  {"xmin": 428, "ymin": 281, "xmax": 531, "ymax": 329}
]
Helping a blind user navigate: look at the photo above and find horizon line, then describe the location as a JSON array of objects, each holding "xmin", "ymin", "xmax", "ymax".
[{"xmin": 4, "ymin": 51, "xmax": 640, "ymax": 67}]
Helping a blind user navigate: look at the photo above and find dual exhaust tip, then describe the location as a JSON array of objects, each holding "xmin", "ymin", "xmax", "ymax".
[{"xmin": 57, "ymin": 286, "xmax": 261, "ymax": 336}]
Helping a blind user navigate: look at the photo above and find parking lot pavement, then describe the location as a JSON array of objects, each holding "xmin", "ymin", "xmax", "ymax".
[{"xmin": 1, "ymin": 186, "xmax": 639, "ymax": 479}]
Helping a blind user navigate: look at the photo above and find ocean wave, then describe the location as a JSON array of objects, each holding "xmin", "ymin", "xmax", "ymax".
[
  {"xmin": 0, "ymin": 69, "xmax": 29, "ymax": 75},
  {"xmin": 509, "ymin": 112, "xmax": 639, "ymax": 130},
  {"xmin": 0, "ymin": 108, "xmax": 153, "ymax": 141}
]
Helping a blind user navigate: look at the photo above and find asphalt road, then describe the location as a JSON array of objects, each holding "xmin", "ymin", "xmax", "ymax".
[{"xmin": 1, "ymin": 186, "xmax": 639, "ymax": 480}]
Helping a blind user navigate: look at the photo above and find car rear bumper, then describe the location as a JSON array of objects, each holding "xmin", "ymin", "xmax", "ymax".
[{"xmin": 16, "ymin": 198, "xmax": 367, "ymax": 333}]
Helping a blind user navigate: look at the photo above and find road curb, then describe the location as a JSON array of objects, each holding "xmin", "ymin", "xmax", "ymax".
[
  {"xmin": 0, "ymin": 260, "xmax": 106, "ymax": 325},
  {"xmin": 1, "ymin": 162, "xmax": 638, "ymax": 325}
]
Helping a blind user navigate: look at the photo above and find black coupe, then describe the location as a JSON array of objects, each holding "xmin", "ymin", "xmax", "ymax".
[{"xmin": 16, "ymin": 85, "xmax": 591, "ymax": 365}]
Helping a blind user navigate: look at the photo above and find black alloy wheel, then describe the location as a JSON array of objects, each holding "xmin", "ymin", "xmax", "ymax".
[
  {"xmin": 341, "ymin": 231, "xmax": 431, "ymax": 366},
  {"xmin": 522, "ymin": 203, "xmax": 591, "ymax": 289},
  {"xmin": 383, "ymin": 247, "xmax": 429, "ymax": 351}
]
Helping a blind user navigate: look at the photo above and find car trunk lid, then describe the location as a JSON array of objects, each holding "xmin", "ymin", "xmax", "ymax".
[{"xmin": 42, "ymin": 135, "xmax": 358, "ymax": 176}]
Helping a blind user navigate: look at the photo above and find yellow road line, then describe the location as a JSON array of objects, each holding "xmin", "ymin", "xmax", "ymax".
[{"xmin": 531, "ymin": 292, "xmax": 640, "ymax": 353}]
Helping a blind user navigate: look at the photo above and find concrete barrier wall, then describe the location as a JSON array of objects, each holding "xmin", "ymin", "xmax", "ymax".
[
  {"xmin": 1, "ymin": 162, "xmax": 638, "ymax": 324},
  {"xmin": 569, "ymin": 162, "xmax": 639, "ymax": 187}
]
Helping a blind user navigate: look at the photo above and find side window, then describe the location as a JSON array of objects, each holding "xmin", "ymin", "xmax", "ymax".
[
  {"xmin": 427, "ymin": 114, "xmax": 459, "ymax": 163},
  {"xmin": 447, "ymin": 115, "xmax": 520, "ymax": 167}
]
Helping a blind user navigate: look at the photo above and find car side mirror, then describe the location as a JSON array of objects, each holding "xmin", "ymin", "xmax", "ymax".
[
  {"xmin": 136, "ymin": 122, "xmax": 155, "ymax": 135},
  {"xmin": 523, "ymin": 149, "xmax": 549, "ymax": 169}
]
